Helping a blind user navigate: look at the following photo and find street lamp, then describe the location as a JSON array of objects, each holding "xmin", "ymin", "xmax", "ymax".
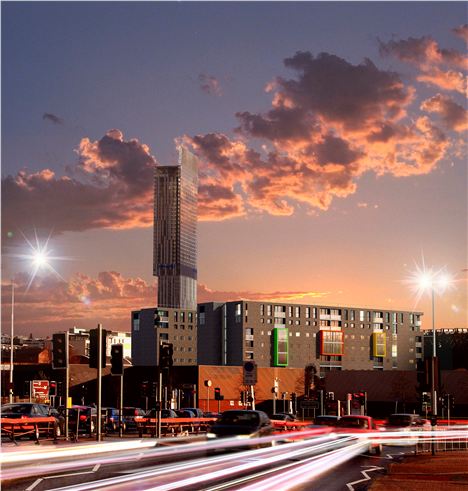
[
  {"xmin": 8, "ymin": 240, "xmax": 59, "ymax": 402},
  {"xmin": 412, "ymin": 267, "xmax": 453, "ymax": 418}
]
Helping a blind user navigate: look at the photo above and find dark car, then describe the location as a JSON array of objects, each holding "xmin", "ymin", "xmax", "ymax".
[
  {"xmin": 1, "ymin": 403, "xmax": 61, "ymax": 438},
  {"xmin": 65, "ymin": 405, "xmax": 107, "ymax": 435},
  {"xmin": 104, "ymin": 407, "xmax": 128, "ymax": 432},
  {"xmin": 146, "ymin": 408, "xmax": 178, "ymax": 419},
  {"xmin": 122, "ymin": 407, "xmax": 146, "ymax": 431},
  {"xmin": 176, "ymin": 409, "xmax": 196, "ymax": 418},
  {"xmin": 181, "ymin": 407, "xmax": 204, "ymax": 418},
  {"xmin": 314, "ymin": 415, "xmax": 339, "ymax": 426},
  {"xmin": 207, "ymin": 410, "xmax": 274, "ymax": 446}
]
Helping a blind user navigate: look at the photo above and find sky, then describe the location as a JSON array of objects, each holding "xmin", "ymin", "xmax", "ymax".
[{"xmin": 1, "ymin": 1, "xmax": 467, "ymax": 336}]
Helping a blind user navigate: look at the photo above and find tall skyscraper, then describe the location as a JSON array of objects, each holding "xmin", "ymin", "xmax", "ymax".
[{"xmin": 153, "ymin": 147, "xmax": 198, "ymax": 310}]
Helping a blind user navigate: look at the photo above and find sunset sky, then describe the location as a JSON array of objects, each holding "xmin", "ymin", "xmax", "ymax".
[{"xmin": 2, "ymin": 2, "xmax": 467, "ymax": 336}]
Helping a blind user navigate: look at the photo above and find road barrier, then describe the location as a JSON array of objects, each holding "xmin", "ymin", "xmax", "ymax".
[{"xmin": 1, "ymin": 417, "xmax": 59, "ymax": 443}]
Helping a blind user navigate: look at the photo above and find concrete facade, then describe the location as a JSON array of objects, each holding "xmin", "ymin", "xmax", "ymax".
[
  {"xmin": 198, "ymin": 300, "xmax": 423, "ymax": 374},
  {"xmin": 131, "ymin": 307, "xmax": 197, "ymax": 366}
]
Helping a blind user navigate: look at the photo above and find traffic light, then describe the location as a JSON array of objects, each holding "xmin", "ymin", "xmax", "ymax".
[
  {"xmin": 49, "ymin": 381, "xmax": 57, "ymax": 397},
  {"xmin": 214, "ymin": 387, "xmax": 221, "ymax": 400},
  {"xmin": 141, "ymin": 381, "xmax": 149, "ymax": 397},
  {"xmin": 151, "ymin": 382, "xmax": 157, "ymax": 398},
  {"xmin": 57, "ymin": 381, "xmax": 64, "ymax": 397},
  {"xmin": 240, "ymin": 390, "xmax": 246, "ymax": 404},
  {"xmin": 159, "ymin": 343, "xmax": 173, "ymax": 368},
  {"xmin": 52, "ymin": 333, "xmax": 68, "ymax": 369},
  {"xmin": 291, "ymin": 392, "xmax": 297, "ymax": 405},
  {"xmin": 110, "ymin": 344, "xmax": 124, "ymax": 375},
  {"xmin": 422, "ymin": 392, "xmax": 430, "ymax": 404},
  {"xmin": 89, "ymin": 328, "xmax": 107, "ymax": 369}
]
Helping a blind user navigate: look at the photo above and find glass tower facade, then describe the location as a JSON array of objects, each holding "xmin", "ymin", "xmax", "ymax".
[{"xmin": 153, "ymin": 147, "xmax": 198, "ymax": 310}]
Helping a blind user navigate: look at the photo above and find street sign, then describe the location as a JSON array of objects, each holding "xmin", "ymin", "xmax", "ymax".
[
  {"xmin": 301, "ymin": 399, "xmax": 319, "ymax": 409},
  {"xmin": 32, "ymin": 380, "xmax": 49, "ymax": 399}
]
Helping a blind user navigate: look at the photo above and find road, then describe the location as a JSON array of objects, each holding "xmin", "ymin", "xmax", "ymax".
[{"xmin": 1, "ymin": 430, "xmax": 423, "ymax": 491}]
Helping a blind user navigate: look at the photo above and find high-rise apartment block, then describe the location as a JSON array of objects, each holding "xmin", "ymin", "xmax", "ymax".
[
  {"xmin": 153, "ymin": 147, "xmax": 198, "ymax": 311},
  {"xmin": 198, "ymin": 301, "xmax": 423, "ymax": 374}
]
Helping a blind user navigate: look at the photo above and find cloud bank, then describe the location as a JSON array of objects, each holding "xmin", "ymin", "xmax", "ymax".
[{"xmin": 1, "ymin": 273, "xmax": 327, "ymax": 335}]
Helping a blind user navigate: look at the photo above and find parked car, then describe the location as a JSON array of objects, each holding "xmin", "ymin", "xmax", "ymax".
[
  {"xmin": 66, "ymin": 405, "xmax": 99, "ymax": 435},
  {"xmin": 176, "ymin": 409, "xmax": 196, "ymax": 418},
  {"xmin": 1, "ymin": 402, "xmax": 62, "ymax": 438},
  {"xmin": 104, "ymin": 407, "xmax": 126, "ymax": 432},
  {"xmin": 314, "ymin": 415, "xmax": 339, "ymax": 426},
  {"xmin": 145, "ymin": 408, "xmax": 178, "ymax": 419},
  {"xmin": 335, "ymin": 415, "xmax": 382, "ymax": 455},
  {"xmin": 206, "ymin": 410, "xmax": 275, "ymax": 451},
  {"xmin": 122, "ymin": 407, "xmax": 146, "ymax": 431},
  {"xmin": 181, "ymin": 407, "xmax": 204, "ymax": 418}
]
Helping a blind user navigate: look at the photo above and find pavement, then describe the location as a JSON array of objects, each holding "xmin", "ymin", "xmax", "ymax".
[{"xmin": 370, "ymin": 451, "xmax": 468, "ymax": 490}]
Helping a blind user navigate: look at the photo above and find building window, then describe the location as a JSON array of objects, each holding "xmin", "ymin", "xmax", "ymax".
[
  {"xmin": 306, "ymin": 320, "xmax": 310, "ymax": 326},
  {"xmin": 174, "ymin": 311, "xmax": 178, "ymax": 322},
  {"xmin": 360, "ymin": 311, "xmax": 365, "ymax": 321},
  {"xmin": 199, "ymin": 312, "xmax": 205, "ymax": 325},
  {"xmin": 267, "ymin": 319, "xmax": 272, "ymax": 324},
  {"xmin": 372, "ymin": 332, "xmax": 386, "ymax": 357},
  {"xmin": 295, "ymin": 332, "xmax": 300, "ymax": 337},
  {"xmin": 132, "ymin": 313, "xmax": 140, "ymax": 332},
  {"xmin": 267, "ymin": 305, "xmax": 272, "ymax": 316},
  {"xmin": 312, "ymin": 307, "xmax": 317, "ymax": 318},
  {"xmin": 295, "ymin": 320, "xmax": 300, "ymax": 325},
  {"xmin": 188, "ymin": 312, "xmax": 193, "ymax": 323},
  {"xmin": 350, "ymin": 310, "xmax": 355, "ymax": 321},
  {"xmin": 274, "ymin": 305, "xmax": 285, "ymax": 313},
  {"xmin": 288, "ymin": 306, "xmax": 293, "ymax": 317},
  {"xmin": 320, "ymin": 331, "xmax": 344, "ymax": 356},
  {"xmin": 400, "ymin": 313, "xmax": 404, "ymax": 323},
  {"xmin": 305, "ymin": 307, "xmax": 310, "ymax": 318},
  {"xmin": 343, "ymin": 310, "xmax": 348, "ymax": 321},
  {"xmin": 274, "ymin": 317, "xmax": 286, "ymax": 325},
  {"xmin": 245, "ymin": 351, "xmax": 254, "ymax": 360},
  {"xmin": 159, "ymin": 333, "xmax": 168, "ymax": 340},
  {"xmin": 260, "ymin": 304, "xmax": 264, "ymax": 316},
  {"xmin": 273, "ymin": 328, "xmax": 289, "ymax": 366},
  {"xmin": 246, "ymin": 340, "xmax": 254, "ymax": 348},
  {"xmin": 366, "ymin": 311, "xmax": 371, "ymax": 322},
  {"xmin": 295, "ymin": 306, "xmax": 300, "ymax": 317}
]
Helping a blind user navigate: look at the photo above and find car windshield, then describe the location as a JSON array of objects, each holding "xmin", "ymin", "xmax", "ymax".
[
  {"xmin": 388, "ymin": 415, "xmax": 413, "ymax": 426},
  {"xmin": 219, "ymin": 412, "xmax": 259, "ymax": 425},
  {"xmin": 1, "ymin": 404, "xmax": 32, "ymax": 414},
  {"xmin": 338, "ymin": 417, "xmax": 369, "ymax": 429}
]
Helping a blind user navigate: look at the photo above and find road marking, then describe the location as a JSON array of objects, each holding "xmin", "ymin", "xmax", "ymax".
[
  {"xmin": 25, "ymin": 464, "xmax": 101, "ymax": 490},
  {"xmin": 346, "ymin": 465, "xmax": 384, "ymax": 490},
  {"xmin": 385, "ymin": 451, "xmax": 406, "ymax": 460}
]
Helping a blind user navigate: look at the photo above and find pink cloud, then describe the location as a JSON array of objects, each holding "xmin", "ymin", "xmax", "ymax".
[{"xmin": 2, "ymin": 130, "xmax": 156, "ymax": 239}]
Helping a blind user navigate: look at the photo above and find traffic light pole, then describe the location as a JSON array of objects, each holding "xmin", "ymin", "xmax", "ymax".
[
  {"xmin": 96, "ymin": 323, "xmax": 103, "ymax": 442},
  {"xmin": 119, "ymin": 375, "xmax": 123, "ymax": 438},
  {"xmin": 157, "ymin": 370, "xmax": 162, "ymax": 439},
  {"xmin": 65, "ymin": 340, "xmax": 70, "ymax": 440}
]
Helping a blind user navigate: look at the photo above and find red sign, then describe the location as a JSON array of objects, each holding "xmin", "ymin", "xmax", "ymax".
[{"xmin": 32, "ymin": 380, "xmax": 49, "ymax": 398}]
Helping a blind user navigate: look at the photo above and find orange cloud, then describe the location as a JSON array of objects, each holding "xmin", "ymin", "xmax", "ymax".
[
  {"xmin": 421, "ymin": 94, "xmax": 468, "ymax": 132},
  {"xmin": 2, "ymin": 130, "xmax": 156, "ymax": 239},
  {"xmin": 198, "ymin": 283, "xmax": 330, "ymax": 303},
  {"xmin": 1, "ymin": 272, "xmax": 157, "ymax": 335}
]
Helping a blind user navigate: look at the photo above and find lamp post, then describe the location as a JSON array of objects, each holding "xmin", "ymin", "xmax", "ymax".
[
  {"xmin": 9, "ymin": 281, "xmax": 14, "ymax": 403},
  {"xmin": 413, "ymin": 268, "xmax": 453, "ymax": 420}
]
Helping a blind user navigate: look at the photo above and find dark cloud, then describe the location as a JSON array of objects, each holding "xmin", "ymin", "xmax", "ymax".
[
  {"xmin": 43, "ymin": 113, "xmax": 64, "ymax": 125},
  {"xmin": 453, "ymin": 24, "xmax": 468, "ymax": 42},
  {"xmin": 236, "ymin": 107, "xmax": 312, "ymax": 141},
  {"xmin": 278, "ymin": 51, "xmax": 411, "ymax": 130},
  {"xmin": 2, "ymin": 130, "xmax": 156, "ymax": 238},
  {"xmin": 198, "ymin": 73, "xmax": 222, "ymax": 96},
  {"xmin": 313, "ymin": 134, "xmax": 362, "ymax": 165}
]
